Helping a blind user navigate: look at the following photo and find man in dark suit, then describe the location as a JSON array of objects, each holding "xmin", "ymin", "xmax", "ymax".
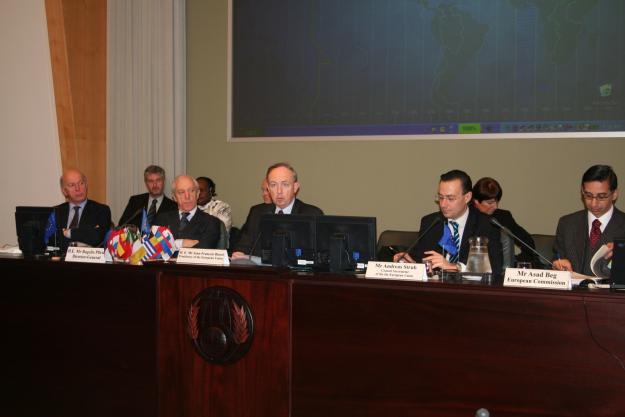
[
  {"xmin": 54, "ymin": 168, "xmax": 111, "ymax": 253},
  {"xmin": 152, "ymin": 175, "xmax": 221, "ymax": 250},
  {"xmin": 554, "ymin": 165, "xmax": 625, "ymax": 275},
  {"xmin": 118, "ymin": 165, "xmax": 177, "ymax": 227},
  {"xmin": 393, "ymin": 170, "xmax": 503, "ymax": 276},
  {"xmin": 231, "ymin": 162, "xmax": 323, "ymax": 258}
]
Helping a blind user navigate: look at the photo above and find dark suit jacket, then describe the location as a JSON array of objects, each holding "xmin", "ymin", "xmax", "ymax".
[
  {"xmin": 153, "ymin": 209, "xmax": 221, "ymax": 249},
  {"xmin": 492, "ymin": 208, "xmax": 536, "ymax": 260},
  {"xmin": 554, "ymin": 207, "xmax": 625, "ymax": 274},
  {"xmin": 54, "ymin": 200, "xmax": 112, "ymax": 253},
  {"xmin": 118, "ymin": 193, "xmax": 177, "ymax": 227},
  {"xmin": 409, "ymin": 205, "xmax": 503, "ymax": 276},
  {"xmin": 233, "ymin": 199, "xmax": 324, "ymax": 256}
]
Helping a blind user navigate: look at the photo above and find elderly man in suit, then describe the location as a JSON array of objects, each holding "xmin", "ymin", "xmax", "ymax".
[
  {"xmin": 54, "ymin": 168, "xmax": 111, "ymax": 253},
  {"xmin": 152, "ymin": 175, "xmax": 221, "ymax": 250},
  {"xmin": 393, "ymin": 169, "xmax": 503, "ymax": 276},
  {"xmin": 231, "ymin": 162, "xmax": 323, "ymax": 259},
  {"xmin": 118, "ymin": 165, "xmax": 177, "ymax": 227},
  {"xmin": 554, "ymin": 165, "xmax": 625, "ymax": 275}
]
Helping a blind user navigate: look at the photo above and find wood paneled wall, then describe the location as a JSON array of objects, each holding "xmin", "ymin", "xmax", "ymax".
[{"xmin": 45, "ymin": 0, "xmax": 107, "ymax": 202}]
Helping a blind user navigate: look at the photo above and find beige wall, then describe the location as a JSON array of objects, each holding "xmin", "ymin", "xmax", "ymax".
[
  {"xmin": 187, "ymin": 0, "xmax": 625, "ymax": 236},
  {"xmin": 0, "ymin": 0, "xmax": 63, "ymax": 245}
]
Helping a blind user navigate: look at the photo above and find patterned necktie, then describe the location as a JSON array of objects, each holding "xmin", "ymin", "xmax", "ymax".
[
  {"xmin": 68, "ymin": 206, "xmax": 81, "ymax": 229},
  {"xmin": 180, "ymin": 212, "xmax": 190, "ymax": 231},
  {"xmin": 449, "ymin": 220, "xmax": 460, "ymax": 263},
  {"xmin": 589, "ymin": 219, "xmax": 602, "ymax": 248},
  {"xmin": 147, "ymin": 199, "xmax": 157, "ymax": 224}
]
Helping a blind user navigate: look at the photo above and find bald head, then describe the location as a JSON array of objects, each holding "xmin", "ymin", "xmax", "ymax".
[
  {"xmin": 172, "ymin": 175, "xmax": 200, "ymax": 212},
  {"xmin": 60, "ymin": 169, "xmax": 88, "ymax": 204}
]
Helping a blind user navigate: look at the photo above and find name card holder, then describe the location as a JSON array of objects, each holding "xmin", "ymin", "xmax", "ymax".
[
  {"xmin": 177, "ymin": 248, "xmax": 230, "ymax": 266},
  {"xmin": 503, "ymin": 268, "xmax": 571, "ymax": 290},
  {"xmin": 365, "ymin": 261, "xmax": 427, "ymax": 281},
  {"xmin": 65, "ymin": 247, "xmax": 106, "ymax": 264}
]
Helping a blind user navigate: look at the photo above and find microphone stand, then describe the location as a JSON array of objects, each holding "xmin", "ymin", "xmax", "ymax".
[
  {"xmin": 396, "ymin": 216, "xmax": 442, "ymax": 262},
  {"xmin": 490, "ymin": 217, "xmax": 554, "ymax": 268}
]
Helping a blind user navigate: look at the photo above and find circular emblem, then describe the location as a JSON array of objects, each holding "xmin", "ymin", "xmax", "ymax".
[{"xmin": 187, "ymin": 286, "xmax": 254, "ymax": 364}]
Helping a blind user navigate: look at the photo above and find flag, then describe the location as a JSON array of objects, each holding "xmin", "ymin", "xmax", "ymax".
[
  {"xmin": 437, "ymin": 223, "xmax": 458, "ymax": 256},
  {"xmin": 140, "ymin": 208, "xmax": 149, "ymax": 236},
  {"xmin": 44, "ymin": 211, "xmax": 57, "ymax": 245},
  {"xmin": 141, "ymin": 226, "xmax": 176, "ymax": 261}
]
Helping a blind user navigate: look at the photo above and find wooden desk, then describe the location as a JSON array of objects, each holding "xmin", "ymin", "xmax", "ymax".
[{"xmin": 2, "ymin": 257, "xmax": 624, "ymax": 417}]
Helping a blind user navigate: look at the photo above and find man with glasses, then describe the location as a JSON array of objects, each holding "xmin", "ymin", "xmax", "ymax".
[
  {"xmin": 554, "ymin": 165, "xmax": 625, "ymax": 274},
  {"xmin": 393, "ymin": 169, "xmax": 502, "ymax": 276}
]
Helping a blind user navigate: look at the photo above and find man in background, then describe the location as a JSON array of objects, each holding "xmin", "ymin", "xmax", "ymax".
[
  {"xmin": 554, "ymin": 165, "xmax": 625, "ymax": 274},
  {"xmin": 54, "ymin": 168, "xmax": 111, "ymax": 253},
  {"xmin": 118, "ymin": 165, "xmax": 177, "ymax": 227},
  {"xmin": 232, "ymin": 162, "xmax": 323, "ymax": 258},
  {"xmin": 153, "ymin": 175, "xmax": 221, "ymax": 250}
]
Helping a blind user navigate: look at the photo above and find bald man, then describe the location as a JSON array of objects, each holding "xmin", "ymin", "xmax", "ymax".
[{"xmin": 54, "ymin": 168, "xmax": 112, "ymax": 253}]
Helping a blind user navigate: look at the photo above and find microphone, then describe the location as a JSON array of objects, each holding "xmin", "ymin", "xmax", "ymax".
[
  {"xmin": 120, "ymin": 207, "xmax": 144, "ymax": 228},
  {"xmin": 248, "ymin": 229, "xmax": 263, "ymax": 259},
  {"xmin": 490, "ymin": 217, "xmax": 553, "ymax": 268},
  {"xmin": 396, "ymin": 216, "xmax": 442, "ymax": 262}
]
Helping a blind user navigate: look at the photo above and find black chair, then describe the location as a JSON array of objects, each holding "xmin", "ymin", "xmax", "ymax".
[
  {"xmin": 376, "ymin": 230, "xmax": 419, "ymax": 261},
  {"xmin": 531, "ymin": 234, "xmax": 556, "ymax": 268}
]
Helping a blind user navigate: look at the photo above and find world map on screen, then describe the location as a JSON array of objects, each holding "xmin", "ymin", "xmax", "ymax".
[{"xmin": 232, "ymin": 0, "xmax": 624, "ymax": 137}]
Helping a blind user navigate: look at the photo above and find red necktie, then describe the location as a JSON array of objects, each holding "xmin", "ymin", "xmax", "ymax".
[{"xmin": 589, "ymin": 219, "xmax": 601, "ymax": 248}]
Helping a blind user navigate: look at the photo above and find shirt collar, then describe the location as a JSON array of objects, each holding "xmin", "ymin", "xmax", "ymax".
[
  {"xmin": 588, "ymin": 205, "xmax": 614, "ymax": 229},
  {"xmin": 179, "ymin": 206, "xmax": 198, "ymax": 220},
  {"xmin": 448, "ymin": 205, "xmax": 470, "ymax": 230},
  {"xmin": 276, "ymin": 198, "xmax": 295, "ymax": 214}
]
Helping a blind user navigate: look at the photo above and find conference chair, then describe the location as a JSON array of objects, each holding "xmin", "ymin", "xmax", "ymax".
[
  {"xmin": 376, "ymin": 229, "xmax": 419, "ymax": 262},
  {"xmin": 531, "ymin": 234, "xmax": 556, "ymax": 268}
]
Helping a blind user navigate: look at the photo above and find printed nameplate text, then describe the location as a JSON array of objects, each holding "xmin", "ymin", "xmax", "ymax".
[
  {"xmin": 177, "ymin": 248, "xmax": 230, "ymax": 266},
  {"xmin": 65, "ymin": 247, "xmax": 106, "ymax": 264},
  {"xmin": 365, "ymin": 261, "xmax": 426, "ymax": 281},
  {"xmin": 503, "ymin": 268, "xmax": 571, "ymax": 290}
]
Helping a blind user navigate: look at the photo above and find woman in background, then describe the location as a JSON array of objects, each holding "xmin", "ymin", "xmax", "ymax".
[{"xmin": 472, "ymin": 177, "xmax": 537, "ymax": 264}]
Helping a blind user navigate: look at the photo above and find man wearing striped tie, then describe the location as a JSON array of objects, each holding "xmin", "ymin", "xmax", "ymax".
[{"xmin": 393, "ymin": 170, "xmax": 503, "ymax": 277}]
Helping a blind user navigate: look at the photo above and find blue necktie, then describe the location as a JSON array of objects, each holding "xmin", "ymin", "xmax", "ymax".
[{"xmin": 449, "ymin": 221, "xmax": 460, "ymax": 263}]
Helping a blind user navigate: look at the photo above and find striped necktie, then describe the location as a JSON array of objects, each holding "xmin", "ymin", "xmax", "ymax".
[{"xmin": 449, "ymin": 220, "xmax": 460, "ymax": 263}]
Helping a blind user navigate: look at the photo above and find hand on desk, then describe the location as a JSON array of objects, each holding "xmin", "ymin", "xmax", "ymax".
[
  {"xmin": 231, "ymin": 251, "xmax": 248, "ymax": 260},
  {"xmin": 553, "ymin": 258, "xmax": 573, "ymax": 271},
  {"xmin": 423, "ymin": 250, "xmax": 459, "ymax": 271},
  {"xmin": 393, "ymin": 252, "xmax": 415, "ymax": 263}
]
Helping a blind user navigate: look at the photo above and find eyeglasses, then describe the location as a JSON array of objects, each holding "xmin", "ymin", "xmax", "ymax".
[
  {"xmin": 435, "ymin": 194, "xmax": 462, "ymax": 203},
  {"xmin": 581, "ymin": 191, "xmax": 613, "ymax": 201}
]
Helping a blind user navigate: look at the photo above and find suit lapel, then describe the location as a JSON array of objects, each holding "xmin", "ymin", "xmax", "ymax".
[
  {"xmin": 602, "ymin": 208, "xmax": 625, "ymax": 244},
  {"xmin": 78, "ymin": 200, "xmax": 91, "ymax": 227},
  {"xmin": 291, "ymin": 199, "xmax": 300, "ymax": 214},
  {"xmin": 572, "ymin": 213, "xmax": 588, "ymax": 266},
  {"xmin": 459, "ymin": 207, "xmax": 477, "ymax": 259}
]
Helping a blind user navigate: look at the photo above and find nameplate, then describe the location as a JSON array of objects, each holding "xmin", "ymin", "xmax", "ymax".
[
  {"xmin": 503, "ymin": 268, "xmax": 571, "ymax": 290},
  {"xmin": 365, "ymin": 261, "xmax": 426, "ymax": 281},
  {"xmin": 177, "ymin": 248, "xmax": 230, "ymax": 266},
  {"xmin": 65, "ymin": 247, "xmax": 106, "ymax": 264}
]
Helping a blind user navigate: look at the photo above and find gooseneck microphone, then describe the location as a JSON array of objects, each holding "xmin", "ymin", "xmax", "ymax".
[
  {"xmin": 120, "ymin": 207, "xmax": 144, "ymax": 227},
  {"xmin": 396, "ymin": 216, "xmax": 442, "ymax": 262},
  {"xmin": 490, "ymin": 217, "xmax": 553, "ymax": 268}
]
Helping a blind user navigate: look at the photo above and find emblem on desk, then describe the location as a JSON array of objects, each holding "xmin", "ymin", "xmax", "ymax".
[{"xmin": 187, "ymin": 286, "xmax": 254, "ymax": 364}]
